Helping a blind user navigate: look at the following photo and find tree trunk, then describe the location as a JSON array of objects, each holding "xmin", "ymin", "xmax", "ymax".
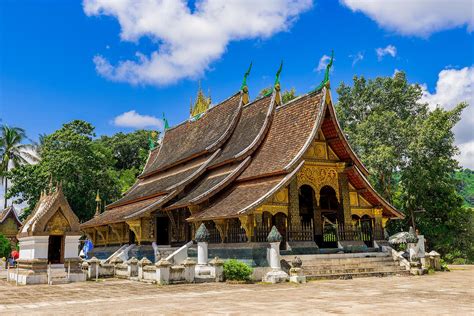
[{"xmin": 3, "ymin": 177, "xmax": 7, "ymax": 209}]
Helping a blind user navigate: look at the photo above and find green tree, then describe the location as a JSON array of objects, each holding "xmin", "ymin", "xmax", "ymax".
[
  {"xmin": 257, "ymin": 87, "xmax": 298, "ymax": 103},
  {"xmin": 0, "ymin": 234, "xmax": 11, "ymax": 259},
  {"xmin": 336, "ymin": 72, "xmax": 472, "ymax": 261},
  {"xmin": 0, "ymin": 125, "xmax": 38, "ymax": 208},
  {"xmin": 7, "ymin": 120, "xmax": 121, "ymax": 221}
]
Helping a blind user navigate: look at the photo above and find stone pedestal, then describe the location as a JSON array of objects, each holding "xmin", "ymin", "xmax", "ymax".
[
  {"xmin": 289, "ymin": 267, "xmax": 306, "ymax": 283},
  {"xmin": 209, "ymin": 257, "xmax": 224, "ymax": 282},
  {"xmin": 155, "ymin": 259, "xmax": 171, "ymax": 285},
  {"xmin": 127, "ymin": 257, "xmax": 139, "ymax": 278},
  {"xmin": 88, "ymin": 257, "xmax": 100, "ymax": 280},
  {"xmin": 138, "ymin": 257, "xmax": 152, "ymax": 280},
  {"xmin": 183, "ymin": 258, "xmax": 196, "ymax": 283},
  {"xmin": 267, "ymin": 242, "xmax": 281, "ymax": 269}
]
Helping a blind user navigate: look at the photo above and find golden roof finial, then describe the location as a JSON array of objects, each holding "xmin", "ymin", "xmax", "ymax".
[
  {"xmin": 190, "ymin": 81, "xmax": 211, "ymax": 118},
  {"xmin": 94, "ymin": 190, "xmax": 102, "ymax": 217}
]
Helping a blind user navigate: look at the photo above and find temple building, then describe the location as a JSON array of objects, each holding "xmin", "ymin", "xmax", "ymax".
[
  {"xmin": 0, "ymin": 206, "xmax": 22, "ymax": 246},
  {"xmin": 81, "ymin": 61, "xmax": 403, "ymax": 257}
]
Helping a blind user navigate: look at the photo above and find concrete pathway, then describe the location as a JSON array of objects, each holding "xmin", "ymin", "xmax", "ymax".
[{"xmin": 0, "ymin": 265, "xmax": 473, "ymax": 315}]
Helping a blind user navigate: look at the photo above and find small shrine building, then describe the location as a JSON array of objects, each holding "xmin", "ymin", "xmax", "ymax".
[{"xmin": 0, "ymin": 206, "xmax": 22, "ymax": 246}]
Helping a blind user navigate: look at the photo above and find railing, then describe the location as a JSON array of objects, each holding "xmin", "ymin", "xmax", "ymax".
[
  {"xmin": 288, "ymin": 220, "xmax": 314, "ymax": 241},
  {"xmin": 226, "ymin": 226, "xmax": 248, "ymax": 243},
  {"xmin": 253, "ymin": 224, "xmax": 271, "ymax": 242},
  {"xmin": 208, "ymin": 227, "xmax": 222, "ymax": 244},
  {"xmin": 323, "ymin": 225, "xmax": 338, "ymax": 243}
]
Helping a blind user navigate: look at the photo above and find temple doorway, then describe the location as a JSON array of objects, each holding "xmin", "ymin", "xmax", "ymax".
[
  {"xmin": 298, "ymin": 185, "xmax": 315, "ymax": 225},
  {"xmin": 129, "ymin": 229, "xmax": 136, "ymax": 244},
  {"xmin": 262, "ymin": 211, "xmax": 288, "ymax": 250},
  {"xmin": 320, "ymin": 186, "xmax": 339, "ymax": 248},
  {"xmin": 47, "ymin": 235, "xmax": 63, "ymax": 264},
  {"xmin": 156, "ymin": 217, "xmax": 170, "ymax": 245}
]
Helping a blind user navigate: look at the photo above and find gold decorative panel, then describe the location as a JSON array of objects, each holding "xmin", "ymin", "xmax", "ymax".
[
  {"xmin": 0, "ymin": 218, "xmax": 19, "ymax": 236},
  {"xmin": 349, "ymin": 192, "xmax": 359, "ymax": 206},
  {"xmin": 297, "ymin": 164, "xmax": 340, "ymax": 200},
  {"xmin": 273, "ymin": 188, "xmax": 288, "ymax": 203},
  {"xmin": 256, "ymin": 204, "xmax": 288, "ymax": 216},
  {"xmin": 45, "ymin": 211, "xmax": 71, "ymax": 234}
]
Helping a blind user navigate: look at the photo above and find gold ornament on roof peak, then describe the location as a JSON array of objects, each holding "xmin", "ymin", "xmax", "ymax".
[{"xmin": 190, "ymin": 81, "xmax": 211, "ymax": 118}]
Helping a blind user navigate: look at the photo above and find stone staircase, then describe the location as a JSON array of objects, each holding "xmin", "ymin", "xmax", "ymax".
[
  {"xmin": 282, "ymin": 252, "xmax": 409, "ymax": 280},
  {"xmin": 48, "ymin": 264, "xmax": 69, "ymax": 285}
]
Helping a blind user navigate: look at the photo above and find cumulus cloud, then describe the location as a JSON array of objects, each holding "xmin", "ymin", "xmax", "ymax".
[
  {"xmin": 83, "ymin": 0, "xmax": 312, "ymax": 86},
  {"xmin": 340, "ymin": 0, "xmax": 474, "ymax": 37},
  {"xmin": 421, "ymin": 66, "xmax": 474, "ymax": 169},
  {"xmin": 113, "ymin": 110, "xmax": 164, "ymax": 129},
  {"xmin": 376, "ymin": 45, "xmax": 396, "ymax": 60},
  {"xmin": 316, "ymin": 54, "xmax": 331, "ymax": 72}
]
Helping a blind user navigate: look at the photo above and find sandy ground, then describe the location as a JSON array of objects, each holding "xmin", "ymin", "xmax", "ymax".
[{"xmin": 0, "ymin": 265, "xmax": 473, "ymax": 315}]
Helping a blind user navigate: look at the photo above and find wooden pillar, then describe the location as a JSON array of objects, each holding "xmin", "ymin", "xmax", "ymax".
[
  {"xmin": 373, "ymin": 208, "xmax": 383, "ymax": 239},
  {"xmin": 339, "ymin": 172, "xmax": 352, "ymax": 226},
  {"xmin": 288, "ymin": 178, "xmax": 301, "ymax": 226},
  {"xmin": 213, "ymin": 219, "xmax": 227, "ymax": 243}
]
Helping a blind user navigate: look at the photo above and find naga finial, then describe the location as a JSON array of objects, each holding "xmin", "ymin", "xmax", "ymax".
[
  {"xmin": 240, "ymin": 62, "xmax": 253, "ymax": 90},
  {"xmin": 162, "ymin": 113, "xmax": 169, "ymax": 130},
  {"xmin": 313, "ymin": 50, "xmax": 334, "ymax": 92},
  {"xmin": 274, "ymin": 60, "xmax": 283, "ymax": 87}
]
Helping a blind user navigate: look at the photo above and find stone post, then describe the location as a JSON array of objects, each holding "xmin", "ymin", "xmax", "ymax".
[
  {"xmin": 155, "ymin": 259, "xmax": 171, "ymax": 285},
  {"xmin": 195, "ymin": 223, "xmax": 209, "ymax": 265},
  {"xmin": 209, "ymin": 257, "xmax": 224, "ymax": 282},
  {"xmin": 182, "ymin": 258, "xmax": 196, "ymax": 283},
  {"xmin": 127, "ymin": 257, "xmax": 139, "ymax": 278},
  {"xmin": 289, "ymin": 256, "xmax": 306, "ymax": 284},
  {"xmin": 110, "ymin": 257, "xmax": 123, "ymax": 277},
  {"xmin": 87, "ymin": 257, "xmax": 100, "ymax": 280},
  {"xmin": 263, "ymin": 226, "xmax": 288, "ymax": 283},
  {"xmin": 138, "ymin": 257, "xmax": 152, "ymax": 280}
]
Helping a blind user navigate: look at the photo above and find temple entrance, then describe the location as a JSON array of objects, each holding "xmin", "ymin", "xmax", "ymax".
[
  {"xmin": 47, "ymin": 235, "xmax": 63, "ymax": 264},
  {"xmin": 262, "ymin": 211, "xmax": 288, "ymax": 250},
  {"xmin": 156, "ymin": 217, "xmax": 170, "ymax": 245},
  {"xmin": 129, "ymin": 229, "xmax": 136, "ymax": 244},
  {"xmin": 298, "ymin": 185, "xmax": 315, "ymax": 225},
  {"xmin": 361, "ymin": 215, "xmax": 374, "ymax": 247},
  {"xmin": 320, "ymin": 186, "xmax": 339, "ymax": 248}
]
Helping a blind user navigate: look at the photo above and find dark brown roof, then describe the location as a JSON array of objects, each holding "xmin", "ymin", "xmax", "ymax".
[
  {"xmin": 238, "ymin": 91, "xmax": 324, "ymax": 180},
  {"xmin": 141, "ymin": 93, "xmax": 242, "ymax": 176},
  {"xmin": 188, "ymin": 161, "xmax": 304, "ymax": 221},
  {"xmin": 82, "ymin": 195, "xmax": 166, "ymax": 228},
  {"xmin": 211, "ymin": 94, "xmax": 274, "ymax": 166},
  {"xmin": 165, "ymin": 157, "xmax": 250, "ymax": 210},
  {"xmin": 187, "ymin": 176, "xmax": 285, "ymax": 221}
]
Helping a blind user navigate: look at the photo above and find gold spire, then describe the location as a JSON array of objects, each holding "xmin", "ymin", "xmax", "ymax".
[
  {"xmin": 190, "ymin": 81, "xmax": 211, "ymax": 118},
  {"xmin": 94, "ymin": 190, "xmax": 102, "ymax": 217}
]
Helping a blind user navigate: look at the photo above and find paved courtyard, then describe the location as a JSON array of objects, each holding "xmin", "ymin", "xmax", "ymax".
[{"xmin": 0, "ymin": 266, "xmax": 473, "ymax": 315}]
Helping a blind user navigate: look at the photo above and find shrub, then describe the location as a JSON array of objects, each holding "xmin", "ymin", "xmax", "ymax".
[
  {"xmin": 223, "ymin": 259, "xmax": 253, "ymax": 281},
  {"xmin": 0, "ymin": 234, "xmax": 12, "ymax": 259}
]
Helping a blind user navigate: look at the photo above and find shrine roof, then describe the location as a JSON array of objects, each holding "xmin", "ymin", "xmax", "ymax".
[{"xmin": 0, "ymin": 206, "xmax": 21, "ymax": 225}]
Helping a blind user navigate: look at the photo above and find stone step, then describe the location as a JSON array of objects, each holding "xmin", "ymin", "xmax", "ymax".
[
  {"xmin": 194, "ymin": 276, "xmax": 216, "ymax": 283},
  {"xmin": 302, "ymin": 261, "xmax": 400, "ymax": 269},
  {"xmin": 302, "ymin": 266, "xmax": 406, "ymax": 275},
  {"xmin": 287, "ymin": 257, "xmax": 395, "ymax": 266},
  {"xmin": 306, "ymin": 270, "xmax": 410, "ymax": 281}
]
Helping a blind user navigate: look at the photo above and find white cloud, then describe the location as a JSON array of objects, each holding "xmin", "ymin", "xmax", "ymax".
[
  {"xmin": 350, "ymin": 51, "xmax": 364, "ymax": 66},
  {"xmin": 83, "ymin": 0, "xmax": 312, "ymax": 86},
  {"xmin": 113, "ymin": 110, "xmax": 164, "ymax": 129},
  {"xmin": 316, "ymin": 54, "xmax": 331, "ymax": 72},
  {"xmin": 376, "ymin": 45, "xmax": 396, "ymax": 60},
  {"xmin": 341, "ymin": 0, "xmax": 474, "ymax": 37},
  {"xmin": 421, "ymin": 66, "xmax": 474, "ymax": 169}
]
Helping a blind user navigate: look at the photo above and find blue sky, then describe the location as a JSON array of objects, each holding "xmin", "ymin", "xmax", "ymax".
[{"xmin": 0, "ymin": 0, "xmax": 473, "ymax": 168}]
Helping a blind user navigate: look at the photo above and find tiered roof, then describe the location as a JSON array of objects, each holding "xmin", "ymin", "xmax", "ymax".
[{"xmin": 82, "ymin": 81, "xmax": 403, "ymax": 229}]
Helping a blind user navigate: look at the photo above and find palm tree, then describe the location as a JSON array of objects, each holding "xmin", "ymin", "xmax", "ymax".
[{"xmin": 0, "ymin": 125, "xmax": 38, "ymax": 208}]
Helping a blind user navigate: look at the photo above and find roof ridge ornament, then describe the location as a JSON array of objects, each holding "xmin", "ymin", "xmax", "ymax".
[
  {"xmin": 162, "ymin": 112, "xmax": 169, "ymax": 130},
  {"xmin": 148, "ymin": 131, "xmax": 158, "ymax": 150},
  {"xmin": 241, "ymin": 62, "xmax": 252, "ymax": 105},
  {"xmin": 264, "ymin": 60, "xmax": 283, "ymax": 102},
  {"xmin": 190, "ymin": 81, "xmax": 211, "ymax": 119},
  {"xmin": 313, "ymin": 50, "xmax": 334, "ymax": 93}
]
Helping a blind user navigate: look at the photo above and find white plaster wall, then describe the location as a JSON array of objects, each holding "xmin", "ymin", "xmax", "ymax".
[
  {"xmin": 18, "ymin": 236, "xmax": 49, "ymax": 260},
  {"xmin": 64, "ymin": 235, "xmax": 81, "ymax": 259}
]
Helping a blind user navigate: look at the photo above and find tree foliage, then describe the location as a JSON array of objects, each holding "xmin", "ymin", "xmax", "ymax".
[
  {"xmin": 257, "ymin": 87, "xmax": 298, "ymax": 103},
  {"xmin": 8, "ymin": 120, "xmax": 122, "ymax": 221},
  {"xmin": 0, "ymin": 234, "xmax": 11, "ymax": 259},
  {"xmin": 336, "ymin": 72, "xmax": 472, "ymax": 261}
]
